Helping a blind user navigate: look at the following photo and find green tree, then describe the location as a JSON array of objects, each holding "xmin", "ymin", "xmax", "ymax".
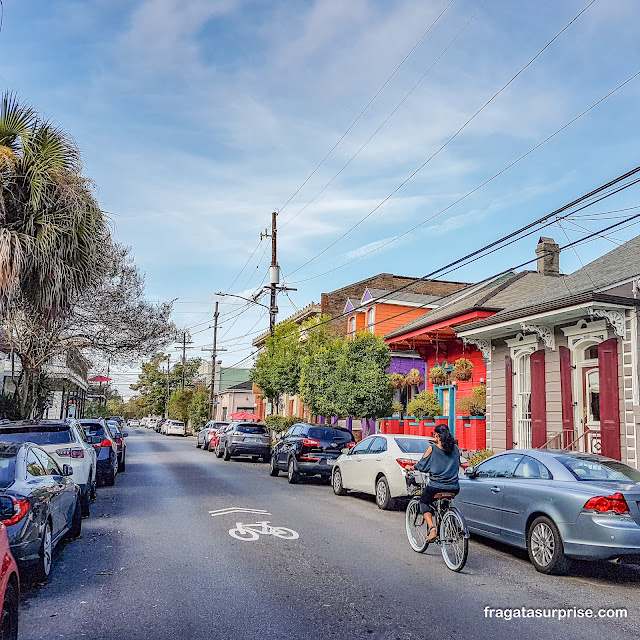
[
  {"xmin": 167, "ymin": 388, "xmax": 194, "ymax": 423},
  {"xmin": 407, "ymin": 391, "xmax": 442, "ymax": 419},
  {"xmin": 188, "ymin": 388, "xmax": 210, "ymax": 431},
  {"xmin": 107, "ymin": 396, "xmax": 125, "ymax": 417},
  {"xmin": 85, "ymin": 402, "xmax": 110, "ymax": 419}
]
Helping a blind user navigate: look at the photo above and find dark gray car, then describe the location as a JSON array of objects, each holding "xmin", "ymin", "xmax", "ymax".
[
  {"xmin": 458, "ymin": 449, "xmax": 640, "ymax": 574},
  {"xmin": 217, "ymin": 422, "xmax": 270, "ymax": 462}
]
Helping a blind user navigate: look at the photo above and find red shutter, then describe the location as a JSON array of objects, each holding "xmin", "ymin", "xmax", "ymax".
[
  {"xmin": 559, "ymin": 346, "xmax": 574, "ymax": 448},
  {"xmin": 530, "ymin": 349, "xmax": 547, "ymax": 448},
  {"xmin": 505, "ymin": 356, "xmax": 514, "ymax": 449},
  {"xmin": 598, "ymin": 338, "xmax": 621, "ymax": 460}
]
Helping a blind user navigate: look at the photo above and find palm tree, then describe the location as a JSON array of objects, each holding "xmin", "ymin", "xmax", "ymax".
[{"xmin": 0, "ymin": 92, "xmax": 111, "ymax": 416}]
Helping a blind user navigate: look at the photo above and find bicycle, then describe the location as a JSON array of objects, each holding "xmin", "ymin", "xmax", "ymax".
[
  {"xmin": 228, "ymin": 521, "xmax": 299, "ymax": 541},
  {"xmin": 405, "ymin": 470, "xmax": 469, "ymax": 572}
]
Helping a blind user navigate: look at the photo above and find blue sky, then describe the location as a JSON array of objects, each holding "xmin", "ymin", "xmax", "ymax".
[{"xmin": 2, "ymin": 0, "xmax": 640, "ymax": 397}]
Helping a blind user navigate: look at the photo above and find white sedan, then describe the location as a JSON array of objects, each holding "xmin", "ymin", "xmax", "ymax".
[{"xmin": 331, "ymin": 434, "xmax": 434, "ymax": 510}]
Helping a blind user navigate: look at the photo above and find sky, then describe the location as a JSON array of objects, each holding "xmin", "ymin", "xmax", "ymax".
[{"xmin": 2, "ymin": 0, "xmax": 640, "ymax": 399}]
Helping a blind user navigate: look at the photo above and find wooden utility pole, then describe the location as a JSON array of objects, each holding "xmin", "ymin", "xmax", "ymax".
[
  {"xmin": 208, "ymin": 302, "xmax": 219, "ymax": 419},
  {"xmin": 269, "ymin": 210, "xmax": 278, "ymax": 336},
  {"xmin": 165, "ymin": 354, "xmax": 171, "ymax": 417}
]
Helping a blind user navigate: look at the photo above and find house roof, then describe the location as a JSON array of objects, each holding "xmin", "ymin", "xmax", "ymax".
[
  {"xmin": 224, "ymin": 380, "xmax": 254, "ymax": 392},
  {"xmin": 363, "ymin": 288, "xmax": 441, "ymax": 307},
  {"xmin": 458, "ymin": 234, "xmax": 640, "ymax": 333},
  {"xmin": 385, "ymin": 270, "xmax": 554, "ymax": 338}
]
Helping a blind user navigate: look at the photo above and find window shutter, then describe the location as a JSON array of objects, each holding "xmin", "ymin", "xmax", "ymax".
[
  {"xmin": 530, "ymin": 349, "xmax": 547, "ymax": 448},
  {"xmin": 559, "ymin": 346, "xmax": 574, "ymax": 448},
  {"xmin": 505, "ymin": 356, "xmax": 514, "ymax": 449},
  {"xmin": 598, "ymin": 338, "xmax": 621, "ymax": 460}
]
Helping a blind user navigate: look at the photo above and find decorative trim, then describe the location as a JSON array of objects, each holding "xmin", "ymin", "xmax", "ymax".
[
  {"xmin": 461, "ymin": 337, "xmax": 493, "ymax": 360},
  {"xmin": 587, "ymin": 308, "xmax": 626, "ymax": 338},
  {"xmin": 520, "ymin": 323, "xmax": 555, "ymax": 350},
  {"xmin": 505, "ymin": 332, "xmax": 538, "ymax": 349}
]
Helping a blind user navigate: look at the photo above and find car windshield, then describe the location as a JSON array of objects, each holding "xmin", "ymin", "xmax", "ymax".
[
  {"xmin": 0, "ymin": 454, "xmax": 15, "ymax": 488},
  {"xmin": 307, "ymin": 427, "xmax": 353, "ymax": 442},
  {"xmin": 107, "ymin": 422, "xmax": 121, "ymax": 433},
  {"xmin": 558, "ymin": 456, "xmax": 640, "ymax": 482},
  {"xmin": 0, "ymin": 428, "xmax": 74, "ymax": 445},
  {"xmin": 394, "ymin": 437, "xmax": 433, "ymax": 454},
  {"xmin": 237, "ymin": 425, "xmax": 267, "ymax": 434}
]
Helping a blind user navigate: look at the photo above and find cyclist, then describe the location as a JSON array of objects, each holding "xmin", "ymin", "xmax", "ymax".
[{"xmin": 407, "ymin": 424, "xmax": 460, "ymax": 542}]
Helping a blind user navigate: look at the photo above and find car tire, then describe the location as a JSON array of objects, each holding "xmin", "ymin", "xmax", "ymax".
[
  {"xmin": 33, "ymin": 521, "xmax": 53, "ymax": 582},
  {"xmin": 332, "ymin": 467, "xmax": 347, "ymax": 495},
  {"xmin": 375, "ymin": 476, "xmax": 394, "ymax": 510},
  {"xmin": 269, "ymin": 455, "xmax": 279, "ymax": 477},
  {"xmin": 287, "ymin": 458, "xmax": 300, "ymax": 484},
  {"xmin": 223, "ymin": 446, "xmax": 231, "ymax": 461},
  {"xmin": 90, "ymin": 478, "xmax": 97, "ymax": 500},
  {"xmin": 80, "ymin": 487, "xmax": 91, "ymax": 517},
  {"xmin": 196, "ymin": 441, "xmax": 202, "ymax": 449},
  {"xmin": 262, "ymin": 454, "xmax": 270, "ymax": 464},
  {"xmin": 67, "ymin": 497, "xmax": 82, "ymax": 539},
  {"xmin": 118, "ymin": 454, "xmax": 126, "ymax": 472},
  {"xmin": 527, "ymin": 515, "xmax": 571, "ymax": 575},
  {"xmin": 0, "ymin": 577, "xmax": 18, "ymax": 640},
  {"xmin": 106, "ymin": 465, "xmax": 116, "ymax": 486},
  {"xmin": 215, "ymin": 444, "xmax": 224, "ymax": 458}
]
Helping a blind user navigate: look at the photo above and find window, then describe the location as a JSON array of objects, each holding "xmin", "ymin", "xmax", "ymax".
[
  {"xmin": 367, "ymin": 307, "xmax": 375, "ymax": 333},
  {"xmin": 0, "ymin": 428, "xmax": 73, "ymax": 445},
  {"xmin": 558, "ymin": 456, "xmax": 640, "ymax": 482},
  {"xmin": 0, "ymin": 455, "xmax": 16, "ymax": 488},
  {"xmin": 369, "ymin": 437, "xmax": 388, "ymax": 454},
  {"xmin": 348, "ymin": 316, "xmax": 356, "ymax": 337},
  {"xmin": 236, "ymin": 425, "xmax": 268, "ymax": 434},
  {"xmin": 475, "ymin": 454, "xmax": 523, "ymax": 478},
  {"xmin": 34, "ymin": 449, "xmax": 61, "ymax": 476},
  {"xmin": 26, "ymin": 450, "xmax": 46, "ymax": 478},
  {"xmin": 307, "ymin": 427, "xmax": 353, "ymax": 442},
  {"xmin": 290, "ymin": 426, "xmax": 304, "ymax": 437},
  {"xmin": 351, "ymin": 438, "xmax": 373, "ymax": 454},
  {"xmin": 394, "ymin": 437, "xmax": 433, "ymax": 454},
  {"xmin": 513, "ymin": 456, "xmax": 552, "ymax": 480},
  {"xmin": 514, "ymin": 353, "xmax": 532, "ymax": 448}
]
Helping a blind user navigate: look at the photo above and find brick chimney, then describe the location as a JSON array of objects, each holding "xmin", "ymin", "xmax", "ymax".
[{"xmin": 536, "ymin": 237, "xmax": 560, "ymax": 276}]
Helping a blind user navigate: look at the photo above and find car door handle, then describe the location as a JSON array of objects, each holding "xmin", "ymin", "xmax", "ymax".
[
  {"xmin": 375, "ymin": 457, "xmax": 382, "ymax": 461},
  {"xmin": 491, "ymin": 486, "xmax": 501, "ymax": 493}
]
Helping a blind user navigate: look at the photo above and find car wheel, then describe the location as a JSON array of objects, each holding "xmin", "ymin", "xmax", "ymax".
[
  {"xmin": 80, "ymin": 487, "xmax": 91, "ymax": 517},
  {"xmin": 269, "ymin": 455, "xmax": 279, "ymax": 477},
  {"xmin": 0, "ymin": 578, "xmax": 18, "ymax": 640},
  {"xmin": 34, "ymin": 521, "xmax": 53, "ymax": 582},
  {"xmin": 527, "ymin": 515, "xmax": 571, "ymax": 575},
  {"xmin": 223, "ymin": 446, "xmax": 231, "ymax": 461},
  {"xmin": 262, "ymin": 454, "xmax": 270, "ymax": 464},
  {"xmin": 287, "ymin": 458, "xmax": 300, "ymax": 484},
  {"xmin": 196, "ymin": 441, "xmax": 201, "ymax": 448},
  {"xmin": 90, "ymin": 477, "xmax": 97, "ymax": 500},
  {"xmin": 215, "ymin": 443, "xmax": 224, "ymax": 458},
  {"xmin": 375, "ymin": 476, "xmax": 394, "ymax": 510},
  {"xmin": 67, "ymin": 497, "xmax": 82, "ymax": 539},
  {"xmin": 118, "ymin": 454, "xmax": 126, "ymax": 472},
  {"xmin": 106, "ymin": 465, "xmax": 116, "ymax": 486},
  {"xmin": 332, "ymin": 467, "xmax": 347, "ymax": 495}
]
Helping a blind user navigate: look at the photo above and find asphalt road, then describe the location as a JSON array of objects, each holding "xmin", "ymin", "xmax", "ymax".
[{"xmin": 17, "ymin": 428, "xmax": 640, "ymax": 640}]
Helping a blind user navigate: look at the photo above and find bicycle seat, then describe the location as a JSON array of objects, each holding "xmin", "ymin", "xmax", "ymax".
[{"xmin": 434, "ymin": 492, "xmax": 456, "ymax": 499}]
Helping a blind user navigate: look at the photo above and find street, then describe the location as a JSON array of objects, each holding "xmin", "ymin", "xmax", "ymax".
[{"xmin": 18, "ymin": 429, "xmax": 640, "ymax": 640}]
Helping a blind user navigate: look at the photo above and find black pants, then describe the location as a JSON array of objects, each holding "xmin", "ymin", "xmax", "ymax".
[{"xmin": 419, "ymin": 485, "xmax": 459, "ymax": 515}]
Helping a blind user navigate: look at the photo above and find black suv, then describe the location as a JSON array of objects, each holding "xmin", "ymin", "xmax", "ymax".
[{"xmin": 269, "ymin": 423, "xmax": 355, "ymax": 483}]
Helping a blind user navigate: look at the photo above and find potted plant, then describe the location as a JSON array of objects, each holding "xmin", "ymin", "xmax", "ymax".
[
  {"xmin": 428, "ymin": 365, "xmax": 447, "ymax": 386},
  {"xmin": 389, "ymin": 373, "xmax": 405, "ymax": 389},
  {"xmin": 407, "ymin": 391, "xmax": 442, "ymax": 422},
  {"xmin": 452, "ymin": 357, "xmax": 474, "ymax": 382},
  {"xmin": 392, "ymin": 401, "xmax": 405, "ymax": 417},
  {"xmin": 403, "ymin": 368, "xmax": 424, "ymax": 388}
]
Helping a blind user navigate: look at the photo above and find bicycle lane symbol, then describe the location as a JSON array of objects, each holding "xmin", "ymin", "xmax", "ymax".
[{"xmin": 228, "ymin": 521, "xmax": 299, "ymax": 542}]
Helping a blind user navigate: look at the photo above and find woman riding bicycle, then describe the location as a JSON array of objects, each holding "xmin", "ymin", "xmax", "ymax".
[{"xmin": 407, "ymin": 424, "xmax": 460, "ymax": 542}]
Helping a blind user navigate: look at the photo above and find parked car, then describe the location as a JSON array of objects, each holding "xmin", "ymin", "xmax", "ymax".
[
  {"xmin": 196, "ymin": 421, "xmax": 228, "ymax": 450},
  {"xmin": 162, "ymin": 420, "xmax": 185, "ymax": 436},
  {"xmin": 216, "ymin": 422, "xmax": 270, "ymax": 462},
  {"xmin": 0, "ymin": 523, "xmax": 19, "ymax": 639},
  {"xmin": 128, "ymin": 419, "xmax": 140, "ymax": 428},
  {"xmin": 0, "ymin": 422, "xmax": 97, "ymax": 516},
  {"xmin": 155, "ymin": 419, "xmax": 166, "ymax": 433},
  {"xmin": 0, "ymin": 442, "xmax": 81, "ymax": 581},
  {"xmin": 76, "ymin": 419, "xmax": 119, "ymax": 486},
  {"xmin": 270, "ymin": 423, "xmax": 355, "ymax": 483},
  {"xmin": 107, "ymin": 420, "xmax": 128, "ymax": 471},
  {"xmin": 457, "ymin": 449, "xmax": 640, "ymax": 574},
  {"xmin": 331, "ymin": 434, "xmax": 434, "ymax": 509}
]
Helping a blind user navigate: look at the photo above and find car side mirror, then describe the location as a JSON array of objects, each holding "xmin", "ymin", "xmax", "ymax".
[
  {"xmin": 62, "ymin": 464, "xmax": 73, "ymax": 476},
  {"xmin": 464, "ymin": 466, "xmax": 476, "ymax": 478},
  {"xmin": 122, "ymin": 433, "xmax": 129, "ymax": 437}
]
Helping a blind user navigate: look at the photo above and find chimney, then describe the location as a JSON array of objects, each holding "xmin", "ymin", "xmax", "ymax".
[{"xmin": 536, "ymin": 237, "xmax": 560, "ymax": 276}]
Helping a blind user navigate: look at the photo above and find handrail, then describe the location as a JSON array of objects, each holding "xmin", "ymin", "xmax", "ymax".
[
  {"xmin": 563, "ymin": 427, "xmax": 599, "ymax": 452},
  {"xmin": 538, "ymin": 431, "xmax": 563, "ymax": 450}
]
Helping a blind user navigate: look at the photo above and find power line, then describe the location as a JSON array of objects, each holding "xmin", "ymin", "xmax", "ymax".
[
  {"xmin": 286, "ymin": 67, "xmax": 640, "ymax": 285},
  {"xmin": 278, "ymin": 0, "xmax": 457, "ymax": 214},
  {"xmin": 284, "ymin": 0, "xmax": 597, "ymax": 280}
]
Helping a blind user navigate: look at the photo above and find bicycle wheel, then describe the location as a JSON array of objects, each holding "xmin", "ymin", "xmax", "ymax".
[
  {"xmin": 406, "ymin": 498, "xmax": 429, "ymax": 553},
  {"xmin": 271, "ymin": 527, "xmax": 300, "ymax": 540},
  {"xmin": 440, "ymin": 509, "xmax": 468, "ymax": 572},
  {"xmin": 228, "ymin": 526, "xmax": 259, "ymax": 541}
]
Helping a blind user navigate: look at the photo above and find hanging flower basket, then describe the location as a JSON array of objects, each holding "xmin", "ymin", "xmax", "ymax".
[
  {"xmin": 428, "ymin": 365, "xmax": 447, "ymax": 386},
  {"xmin": 389, "ymin": 373, "xmax": 405, "ymax": 389},
  {"xmin": 403, "ymin": 368, "xmax": 424, "ymax": 388},
  {"xmin": 452, "ymin": 357, "xmax": 474, "ymax": 382}
]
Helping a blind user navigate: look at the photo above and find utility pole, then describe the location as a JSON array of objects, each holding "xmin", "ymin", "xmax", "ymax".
[
  {"xmin": 165, "ymin": 354, "xmax": 171, "ymax": 417},
  {"xmin": 105, "ymin": 358, "xmax": 111, "ymax": 406},
  {"xmin": 269, "ymin": 210, "xmax": 278, "ymax": 336},
  {"xmin": 209, "ymin": 303, "xmax": 219, "ymax": 419},
  {"xmin": 175, "ymin": 332, "xmax": 194, "ymax": 391}
]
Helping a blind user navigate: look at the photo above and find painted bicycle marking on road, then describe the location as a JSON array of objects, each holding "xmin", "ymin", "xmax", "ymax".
[
  {"xmin": 209, "ymin": 507, "xmax": 271, "ymax": 517},
  {"xmin": 228, "ymin": 521, "xmax": 299, "ymax": 542}
]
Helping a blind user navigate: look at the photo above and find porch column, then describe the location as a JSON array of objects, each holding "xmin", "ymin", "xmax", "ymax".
[{"xmin": 346, "ymin": 417, "xmax": 352, "ymax": 431}]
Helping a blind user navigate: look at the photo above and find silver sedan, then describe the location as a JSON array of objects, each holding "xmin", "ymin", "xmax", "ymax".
[{"xmin": 457, "ymin": 449, "xmax": 640, "ymax": 574}]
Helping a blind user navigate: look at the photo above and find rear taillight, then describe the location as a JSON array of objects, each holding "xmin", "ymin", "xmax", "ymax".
[
  {"xmin": 233, "ymin": 431, "xmax": 242, "ymax": 436},
  {"xmin": 396, "ymin": 458, "xmax": 416, "ymax": 469},
  {"xmin": 347, "ymin": 442, "xmax": 356, "ymax": 448},
  {"xmin": 208, "ymin": 431, "xmax": 216, "ymax": 435},
  {"xmin": 301, "ymin": 438, "xmax": 320, "ymax": 447},
  {"xmin": 94, "ymin": 438, "xmax": 113, "ymax": 448},
  {"xmin": 584, "ymin": 493, "xmax": 630, "ymax": 515},
  {"xmin": 2, "ymin": 498, "xmax": 29, "ymax": 526},
  {"xmin": 55, "ymin": 448, "xmax": 85, "ymax": 458}
]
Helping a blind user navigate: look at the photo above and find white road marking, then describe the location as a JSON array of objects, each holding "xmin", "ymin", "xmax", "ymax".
[
  {"xmin": 228, "ymin": 521, "xmax": 299, "ymax": 542},
  {"xmin": 209, "ymin": 507, "xmax": 271, "ymax": 517}
]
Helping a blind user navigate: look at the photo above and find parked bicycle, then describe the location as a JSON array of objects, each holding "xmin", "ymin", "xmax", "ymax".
[{"xmin": 405, "ymin": 470, "xmax": 469, "ymax": 572}]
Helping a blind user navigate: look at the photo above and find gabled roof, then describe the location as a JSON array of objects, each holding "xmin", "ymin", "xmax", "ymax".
[
  {"xmin": 224, "ymin": 380, "xmax": 254, "ymax": 392},
  {"xmin": 458, "ymin": 234, "xmax": 640, "ymax": 333},
  {"xmin": 343, "ymin": 298, "xmax": 361, "ymax": 314},
  {"xmin": 386, "ymin": 270, "xmax": 558, "ymax": 338},
  {"xmin": 362, "ymin": 288, "xmax": 441, "ymax": 307}
]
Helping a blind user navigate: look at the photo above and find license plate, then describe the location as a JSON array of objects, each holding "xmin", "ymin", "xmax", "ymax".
[{"xmin": 245, "ymin": 437, "xmax": 261, "ymax": 442}]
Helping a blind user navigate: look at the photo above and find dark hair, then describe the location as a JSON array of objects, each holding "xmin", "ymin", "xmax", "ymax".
[{"xmin": 435, "ymin": 424, "xmax": 456, "ymax": 455}]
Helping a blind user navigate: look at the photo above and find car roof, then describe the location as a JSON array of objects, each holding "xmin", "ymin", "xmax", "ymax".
[{"xmin": 0, "ymin": 442, "xmax": 23, "ymax": 456}]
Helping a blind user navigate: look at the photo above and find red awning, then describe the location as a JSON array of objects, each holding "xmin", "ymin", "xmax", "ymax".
[
  {"xmin": 89, "ymin": 375, "xmax": 112, "ymax": 383},
  {"xmin": 230, "ymin": 411, "xmax": 261, "ymax": 421}
]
